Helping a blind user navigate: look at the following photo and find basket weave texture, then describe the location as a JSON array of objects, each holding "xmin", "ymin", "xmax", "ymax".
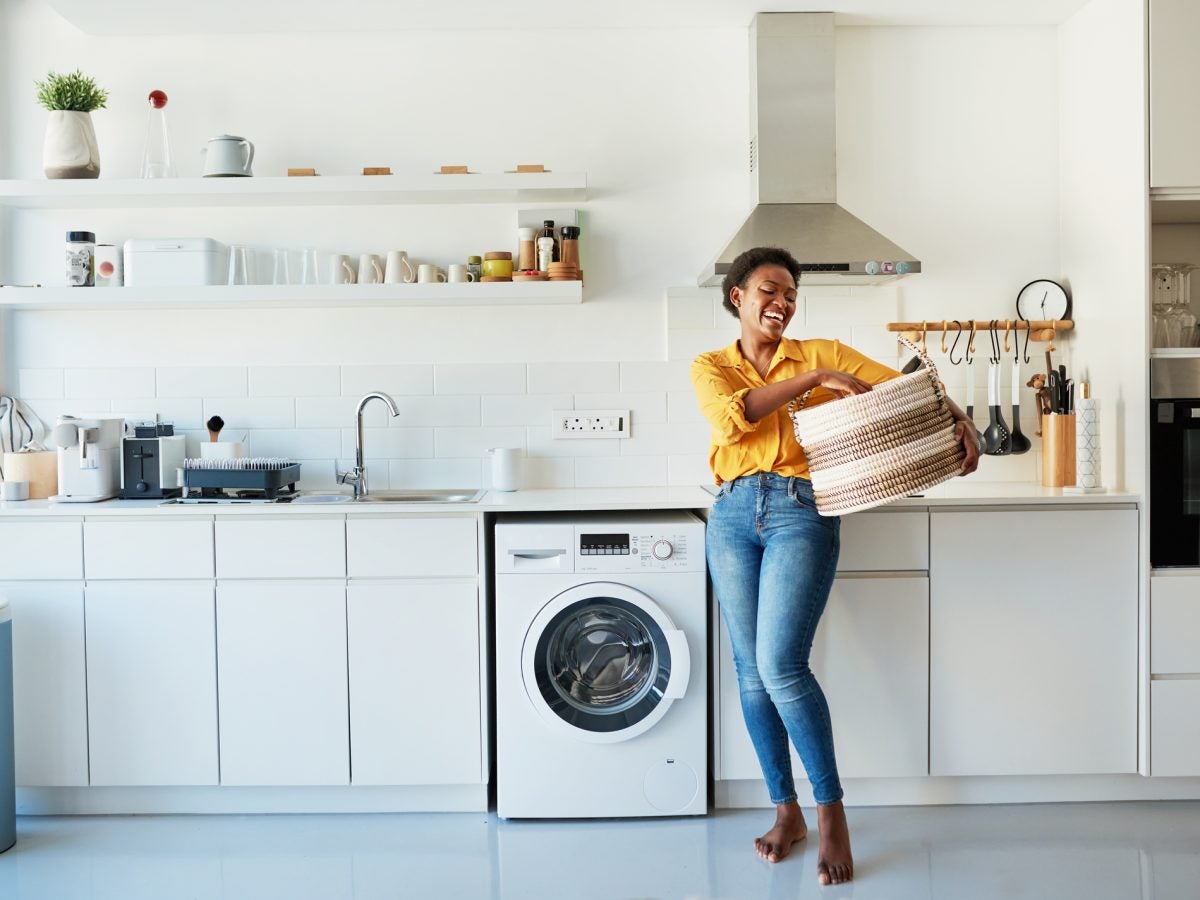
[{"xmin": 790, "ymin": 338, "xmax": 965, "ymax": 516}]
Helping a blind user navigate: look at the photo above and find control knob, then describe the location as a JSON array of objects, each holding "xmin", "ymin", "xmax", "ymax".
[{"xmin": 652, "ymin": 539, "xmax": 674, "ymax": 561}]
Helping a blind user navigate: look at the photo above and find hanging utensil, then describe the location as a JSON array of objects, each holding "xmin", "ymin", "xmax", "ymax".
[
  {"xmin": 1009, "ymin": 326, "xmax": 1032, "ymax": 455},
  {"xmin": 983, "ymin": 320, "xmax": 1011, "ymax": 455},
  {"xmin": 964, "ymin": 322, "xmax": 985, "ymax": 450}
]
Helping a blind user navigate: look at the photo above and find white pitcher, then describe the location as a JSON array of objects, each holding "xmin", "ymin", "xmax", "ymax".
[{"xmin": 201, "ymin": 135, "xmax": 254, "ymax": 177}]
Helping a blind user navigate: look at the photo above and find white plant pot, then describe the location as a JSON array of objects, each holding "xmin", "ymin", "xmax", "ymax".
[{"xmin": 43, "ymin": 110, "xmax": 100, "ymax": 179}]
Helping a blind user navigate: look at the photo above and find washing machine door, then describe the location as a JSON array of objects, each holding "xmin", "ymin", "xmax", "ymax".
[{"xmin": 521, "ymin": 581, "xmax": 691, "ymax": 745}]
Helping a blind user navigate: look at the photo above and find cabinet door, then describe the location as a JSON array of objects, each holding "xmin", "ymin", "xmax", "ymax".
[
  {"xmin": 1151, "ymin": 680, "xmax": 1200, "ymax": 776},
  {"xmin": 1, "ymin": 581, "xmax": 88, "ymax": 786},
  {"xmin": 1150, "ymin": 0, "xmax": 1200, "ymax": 187},
  {"xmin": 347, "ymin": 581, "xmax": 482, "ymax": 785},
  {"xmin": 85, "ymin": 580, "xmax": 218, "ymax": 785},
  {"xmin": 0, "ymin": 519, "xmax": 82, "ymax": 579},
  {"xmin": 930, "ymin": 509, "xmax": 1138, "ymax": 776},
  {"xmin": 717, "ymin": 575, "xmax": 929, "ymax": 781},
  {"xmin": 217, "ymin": 580, "xmax": 348, "ymax": 785},
  {"xmin": 347, "ymin": 517, "xmax": 477, "ymax": 578}
]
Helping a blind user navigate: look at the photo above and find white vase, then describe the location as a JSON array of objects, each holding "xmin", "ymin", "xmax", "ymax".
[{"xmin": 43, "ymin": 110, "xmax": 100, "ymax": 179}]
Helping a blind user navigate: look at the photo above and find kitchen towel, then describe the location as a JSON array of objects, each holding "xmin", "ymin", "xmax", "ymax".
[{"xmin": 0, "ymin": 396, "xmax": 45, "ymax": 461}]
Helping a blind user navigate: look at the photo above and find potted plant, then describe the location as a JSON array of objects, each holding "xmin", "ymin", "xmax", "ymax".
[{"xmin": 35, "ymin": 69, "xmax": 108, "ymax": 179}]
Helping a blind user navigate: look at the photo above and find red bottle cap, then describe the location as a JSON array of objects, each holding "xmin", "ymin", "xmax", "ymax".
[{"xmin": 148, "ymin": 90, "xmax": 168, "ymax": 109}]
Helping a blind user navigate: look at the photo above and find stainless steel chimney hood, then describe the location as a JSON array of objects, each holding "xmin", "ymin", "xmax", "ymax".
[{"xmin": 699, "ymin": 13, "xmax": 921, "ymax": 287}]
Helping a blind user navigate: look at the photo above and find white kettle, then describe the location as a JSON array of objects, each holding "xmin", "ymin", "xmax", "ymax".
[{"xmin": 201, "ymin": 135, "xmax": 254, "ymax": 177}]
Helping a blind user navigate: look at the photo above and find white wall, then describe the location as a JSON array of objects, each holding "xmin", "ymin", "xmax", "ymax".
[{"xmin": 1, "ymin": 0, "xmax": 1064, "ymax": 488}]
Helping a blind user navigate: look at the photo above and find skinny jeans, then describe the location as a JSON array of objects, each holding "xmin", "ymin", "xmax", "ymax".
[{"xmin": 706, "ymin": 472, "xmax": 844, "ymax": 806}]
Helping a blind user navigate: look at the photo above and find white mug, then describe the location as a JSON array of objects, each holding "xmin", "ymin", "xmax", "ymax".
[
  {"xmin": 417, "ymin": 263, "xmax": 447, "ymax": 284},
  {"xmin": 358, "ymin": 254, "xmax": 384, "ymax": 285},
  {"xmin": 385, "ymin": 250, "xmax": 416, "ymax": 284},
  {"xmin": 447, "ymin": 263, "xmax": 476, "ymax": 283},
  {"xmin": 489, "ymin": 448, "xmax": 520, "ymax": 492},
  {"xmin": 329, "ymin": 254, "xmax": 355, "ymax": 284}
]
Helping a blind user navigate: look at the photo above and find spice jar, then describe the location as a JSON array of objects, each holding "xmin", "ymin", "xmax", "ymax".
[
  {"xmin": 467, "ymin": 255, "xmax": 483, "ymax": 283},
  {"xmin": 66, "ymin": 230, "xmax": 95, "ymax": 287},
  {"xmin": 517, "ymin": 228, "xmax": 537, "ymax": 271},
  {"xmin": 560, "ymin": 226, "xmax": 581, "ymax": 269}
]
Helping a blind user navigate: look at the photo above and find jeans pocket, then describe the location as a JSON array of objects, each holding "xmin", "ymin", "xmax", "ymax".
[
  {"xmin": 713, "ymin": 482, "xmax": 733, "ymax": 504},
  {"xmin": 789, "ymin": 480, "xmax": 817, "ymax": 511}
]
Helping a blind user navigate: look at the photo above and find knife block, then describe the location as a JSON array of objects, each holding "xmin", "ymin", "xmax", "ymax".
[{"xmin": 1041, "ymin": 413, "xmax": 1076, "ymax": 487}]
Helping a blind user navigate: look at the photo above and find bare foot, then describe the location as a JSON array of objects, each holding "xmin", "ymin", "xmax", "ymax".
[
  {"xmin": 755, "ymin": 801, "xmax": 808, "ymax": 863},
  {"xmin": 815, "ymin": 801, "xmax": 853, "ymax": 885}
]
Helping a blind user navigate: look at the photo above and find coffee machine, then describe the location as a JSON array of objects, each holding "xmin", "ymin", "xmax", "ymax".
[
  {"xmin": 121, "ymin": 421, "xmax": 185, "ymax": 499},
  {"xmin": 49, "ymin": 416, "xmax": 124, "ymax": 502}
]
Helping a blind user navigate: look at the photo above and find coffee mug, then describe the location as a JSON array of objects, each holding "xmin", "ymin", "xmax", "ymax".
[
  {"xmin": 358, "ymin": 254, "xmax": 384, "ymax": 285},
  {"xmin": 329, "ymin": 254, "xmax": 355, "ymax": 284},
  {"xmin": 385, "ymin": 250, "xmax": 416, "ymax": 284},
  {"xmin": 417, "ymin": 263, "xmax": 447, "ymax": 284},
  {"xmin": 447, "ymin": 263, "xmax": 476, "ymax": 283}
]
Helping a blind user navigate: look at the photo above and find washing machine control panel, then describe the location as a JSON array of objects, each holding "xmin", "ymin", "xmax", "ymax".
[{"xmin": 577, "ymin": 529, "xmax": 694, "ymax": 571}]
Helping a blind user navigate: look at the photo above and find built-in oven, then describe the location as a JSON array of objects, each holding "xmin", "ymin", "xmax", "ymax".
[{"xmin": 1150, "ymin": 358, "xmax": 1200, "ymax": 568}]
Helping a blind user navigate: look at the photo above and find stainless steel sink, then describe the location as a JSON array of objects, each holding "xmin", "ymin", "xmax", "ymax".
[{"xmin": 355, "ymin": 489, "xmax": 485, "ymax": 504}]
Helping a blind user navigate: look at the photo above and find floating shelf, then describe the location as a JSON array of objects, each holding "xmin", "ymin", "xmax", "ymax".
[
  {"xmin": 1150, "ymin": 348, "xmax": 1200, "ymax": 358},
  {"xmin": 0, "ymin": 281, "xmax": 583, "ymax": 311},
  {"xmin": 1150, "ymin": 188, "xmax": 1200, "ymax": 224},
  {"xmin": 0, "ymin": 173, "xmax": 588, "ymax": 210}
]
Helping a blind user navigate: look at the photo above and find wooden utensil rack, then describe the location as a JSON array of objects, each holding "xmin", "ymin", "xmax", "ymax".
[{"xmin": 887, "ymin": 319, "xmax": 1073, "ymax": 343}]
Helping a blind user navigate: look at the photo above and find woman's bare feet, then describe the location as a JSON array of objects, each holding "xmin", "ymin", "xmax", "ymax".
[
  {"xmin": 815, "ymin": 801, "xmax": 853, "ymax": 885},
  {"xmin": 755, "ymin": 801, "xmax": 808, "ymax": 863}
]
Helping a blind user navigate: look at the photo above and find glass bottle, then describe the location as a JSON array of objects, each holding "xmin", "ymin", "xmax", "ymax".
[
  {"xmin": 537, "ymin": 219, "xmax": 557, "ymax": 273},
  {"xmin": 140, "ymin": 90, "xmax": 176, "ymax": 178}
]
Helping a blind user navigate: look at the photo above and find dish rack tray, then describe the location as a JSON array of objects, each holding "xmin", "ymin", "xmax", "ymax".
[{"xmin": 182, "ymin": 459, "xmax": 301, "ymax": 499}]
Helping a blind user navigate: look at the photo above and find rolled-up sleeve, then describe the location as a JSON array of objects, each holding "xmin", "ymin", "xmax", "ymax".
[{"xmin": 690, "ymin": 356, "xmax": 760, "ymax": 447}]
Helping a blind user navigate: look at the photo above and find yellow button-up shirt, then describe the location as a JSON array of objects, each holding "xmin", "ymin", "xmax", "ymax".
[{"xmin": 690, "ymin": 338, "xmax": 900, "ymax": 484}]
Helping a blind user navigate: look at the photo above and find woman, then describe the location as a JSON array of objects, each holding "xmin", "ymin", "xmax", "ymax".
[{"xmin": 691, "ymin": 247, "xmax": 979, "ymax": 885}]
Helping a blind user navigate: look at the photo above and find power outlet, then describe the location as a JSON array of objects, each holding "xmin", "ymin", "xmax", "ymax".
[{"xmin": 552, "ymin": 409, "xmax": 630, "ymax": 439}]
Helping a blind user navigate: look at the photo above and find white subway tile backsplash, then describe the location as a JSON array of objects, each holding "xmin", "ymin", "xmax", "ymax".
[
  {"xmin": 249, "ymin": 366, "xmax": 340, "ymax": 398},
  {"xmin": 482, "ymin": 394, "xmax": 573, "ymax": 427},
  {"xmin": 526, "ymin": 426, "xmax": 622, "ymax": 458},
  {"xmin": 666, "ymin": 288, "xmax": 715, "ymax": 329},
  {"xmin": 620, "ymin": 361, "xmax": 691, "ymax": 393},
  {"xmin": 805, "ymin": 289, "xmax": 898, "ymax": 326},
  {"xmin": 340, "ymin": 428, "xmax": 433, "ymax": 459},
  {"xmin": 433, "ymin": 427, "xmax": 526, "ymax": 459},
  {"xmin": 667, "ymin": 391, "xmax": 705, "ymax": 424},
  {"xmin": 202, "ymin": 398, "xmax": 295, "ymax": 430},
  {"xmin": 108, "ymin": 398, "xmax": 204, "ymax": 431},
  {"xmin": 669, "ymin": 454, "xmax": 714, "ymax": 486},
  {"xmin": 667, "ymin": 327, "xmax": 739, "ymax": 362},
  {"xmin": 516, "ymin": 457, "xmax": 575, "ymax": 489},
  {"xmin": 527, "ymin": 362, "xmax": 619, "ymax": 394},
  {"xmin": 435, "ymin": 363, "xmax": 527, "ymax": 395},
  {"xmin": 22, "ymin": 398, "xmax": 110, "ymax": 425},
  {"xmin": 296, "ymin": 396, "xmax": 390, "ymax": 428},
  {"xmin": 620, "ymin": 422, "xmax": 711, "ymax": 456},
  {"xmin": 573, "ymin": 392, "xmax": 667, "ymax": 425},
  {"xmin": 574, "ymin": 456, "xmax": 668, "ymax": 488},
  {"xmin": 388, "ymin": 458, "xmax": 482, "ymax": 490},
  {"xmin": 65, "ymin": 368, "xmax": 154, "ymax": 399},
  {"xmin": 19, "ymin": 368, "xmax": 63, "ymax": 399},
  {"xmin": 390, "ymin": 396, "xmax": 480, "ymax": 428},
  {"xmin": 157, "ymin": 367, "xmax": 247, "ymax": 398},
  {"xmin": 248, "ymin": 428, "xmax": 340, "ymax": 459},
  {"xmin": 341, "ymin": 365, "xmax": 433, "ymax": 397},
  {"xmin": 297, "ymin": 459, "xmax": 348, "ymax": 492}
]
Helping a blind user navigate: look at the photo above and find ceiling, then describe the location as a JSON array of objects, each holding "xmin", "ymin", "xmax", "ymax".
[{"xmin": 45, "ymin": 0, "xmax": 1097, "ymax": 35}]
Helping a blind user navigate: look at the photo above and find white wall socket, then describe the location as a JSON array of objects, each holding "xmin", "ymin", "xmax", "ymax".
[{"xmin": 552, "ymin": 409, "xmax": 630, "ymax": 439}]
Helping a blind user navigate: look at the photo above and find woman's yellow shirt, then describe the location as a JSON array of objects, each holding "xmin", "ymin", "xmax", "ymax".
[{"xmin": 690, "ymin": 338, "xmax": 899, "ymax": 485}]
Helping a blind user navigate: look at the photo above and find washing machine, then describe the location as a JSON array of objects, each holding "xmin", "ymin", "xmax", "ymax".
[{"xmin": 495, "ymin": 511, "xmax": 707, "ymax": 819}]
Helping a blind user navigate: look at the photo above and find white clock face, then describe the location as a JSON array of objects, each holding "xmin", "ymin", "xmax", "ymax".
[{"xmin": 1016, "ymin": 279, "xmax": 1070, "ymax": 322}]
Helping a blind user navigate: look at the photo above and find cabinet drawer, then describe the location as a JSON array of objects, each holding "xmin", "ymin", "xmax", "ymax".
[
  {"xmin": 838, "ymin": 511, "xmax": 928, "ymax": 571},
  {"xmin": 348, "ymin": 517, "xmax": 477, "ymax": 578},
  {"xmin": 0, "ymin": 520, "xmax": 82, "ymax": 580},
  {"xmin": 1152, "ymin": 680, "xmax": 1200, "ymax": 776},
  {"xmin": 1151, "ymin": 575, "xmax": 1200, "ymax": 674},
  {"xmin": 215, "ymin": 518, "xmax": 345, "ymax": 579},
  {"xmin": 85, "ymin": 518, "xmax": 213, "ymax": 580}
]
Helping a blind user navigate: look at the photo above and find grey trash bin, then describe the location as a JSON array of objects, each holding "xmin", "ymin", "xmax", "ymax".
[{"xmin": 0, "ymin": 596, "xmax": 14, "ymax": 853}]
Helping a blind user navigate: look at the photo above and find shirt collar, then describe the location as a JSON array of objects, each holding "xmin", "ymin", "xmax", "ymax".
[{"xmin": 714, "ymin": 339, "xmax": 806, "ymax": 369}]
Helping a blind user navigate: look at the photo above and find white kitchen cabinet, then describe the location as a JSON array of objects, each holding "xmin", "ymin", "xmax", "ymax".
[
  {"xmin": 1, "ymin": 581, "xmax": 88, "ymax": 786},
  {"xmin": 216, "ymin": 580, "xmax": 349, "ymax": 786},
  {"xmin": 1150, "ymin": 573, "xmax": 1200, "ymax": 673},
  {"xmin": 85, "ymin": 517, "xmax": 213, "ymax": 580},
  {"xmin": 1150, "ymin": 0, "xmax": 1200, "ymax": 187},
  {"xmin": 1151, "ymin": 680, "xmax": 1200, "ymax": 776},
  {"xmin": 837, "ymin": 511, "xmax": 928, "ymax": 572},
  {"xmin": 930, "ymin": 508, "xmax": 1138, "ymax": 776},
  {"xmin": 85, "ymin": 580, "xmax": 218, "ymax": 786},
  {"xmin": 215, "ymin": 517, "xmax": 345, "ymax": 579},
  {"xmin": 347, "ymin": 581, "xmax": 482, "ymax": 785},
  {"xmin": 347, "ymin": 516, "xmax": 477, "ymax": 578},
  {"xmin": 0, "ymin": 519, "xmax": 82, "ymax": 579},
  {"xmin": 717, "ymin": 575, "xmax": 929, "ymax": 781}
]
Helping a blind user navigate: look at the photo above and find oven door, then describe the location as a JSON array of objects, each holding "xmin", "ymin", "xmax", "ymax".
[{"xmin": 1150, "ymin": 397, "xmax": 1200, "ymax": 567}]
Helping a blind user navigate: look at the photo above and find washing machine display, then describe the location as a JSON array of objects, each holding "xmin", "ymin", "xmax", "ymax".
[{"xmin": 522, "ymin": 583, "xmax": 690, "ymax": 744}]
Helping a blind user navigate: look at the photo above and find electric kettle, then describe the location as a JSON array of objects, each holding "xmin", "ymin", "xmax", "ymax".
[{"xmin": 201, "ymin": 135, "xmax": 254, "ymax": 177}]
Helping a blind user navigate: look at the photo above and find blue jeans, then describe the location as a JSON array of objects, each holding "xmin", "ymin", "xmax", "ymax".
[{"xmin": 706, "ymin": 472, "xmax": 844, "ymax": 806}]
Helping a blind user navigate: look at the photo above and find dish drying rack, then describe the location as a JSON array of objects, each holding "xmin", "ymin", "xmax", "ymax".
[{"xmin": 182, "ymin": 457, "xmax": 301, "ymax": 499}]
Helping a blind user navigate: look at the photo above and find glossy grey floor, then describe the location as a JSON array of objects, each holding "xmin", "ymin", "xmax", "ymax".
[{"xmin": 1, "ymin": 801, "xmax": 1198, "ymax": 899}]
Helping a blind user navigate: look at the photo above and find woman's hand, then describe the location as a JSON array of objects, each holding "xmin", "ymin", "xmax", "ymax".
[
  {"xmin": 816, "ymin": 369, "xmax": 874, "ymax": 398},
  {"xmin": 953, "ymin": 416, "xmax": 981, "ymax": 475}
]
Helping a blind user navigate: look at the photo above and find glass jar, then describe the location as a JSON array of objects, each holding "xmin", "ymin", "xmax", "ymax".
[
  {"xmin": 66, "ymin": 230, "xmax": 95, "ymax": 287},
  {"xmin": 467, "ymin": 255, "xmax": 483, "ymax": 283}
]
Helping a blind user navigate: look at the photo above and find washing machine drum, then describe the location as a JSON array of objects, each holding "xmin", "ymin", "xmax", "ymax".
[{"xmin": 521, "ymin": 582, "xmax": 691, "ymax": 744}]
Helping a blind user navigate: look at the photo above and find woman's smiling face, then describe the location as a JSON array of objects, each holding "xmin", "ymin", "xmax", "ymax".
[{"xmin": 731, "ymin": 263, "xmax": 798, "ymax": 340}]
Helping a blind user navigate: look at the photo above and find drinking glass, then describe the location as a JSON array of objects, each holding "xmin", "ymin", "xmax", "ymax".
[
  {"xmin": 300, "ymin": 248, "xmax": 319, "ymax": 285},
  {"xmin": 271, "ymin": 249, "xmax": 291, "ymax": 286},
  {"xmin": 227, "ymin": 245, "xmax": 254, "ymax": 286}
]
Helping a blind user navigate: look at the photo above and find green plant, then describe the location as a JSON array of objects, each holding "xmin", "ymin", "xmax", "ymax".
[{"xmin": 34, "ymin": 69, "xmax": 108, "ymax": 113}]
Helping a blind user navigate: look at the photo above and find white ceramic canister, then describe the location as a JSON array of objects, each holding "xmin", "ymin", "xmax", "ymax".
[
  {"xmin": 94, "ymin": 244, "xmax": 123, "ymax": 287},
  {"xmin": 489, "ymin": 448, "xmax": 520, "ymax": 492}
]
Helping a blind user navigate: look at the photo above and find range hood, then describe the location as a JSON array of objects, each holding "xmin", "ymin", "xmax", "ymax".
[{"xmin": 700, "ymin": 13, "xmax": 921, "ymax": 287}]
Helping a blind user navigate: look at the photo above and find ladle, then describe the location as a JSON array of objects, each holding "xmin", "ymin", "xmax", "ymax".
[
  {"xmin": 983, "ymin": 321, "xmax": 1012, "ymax": 455},
  {"xmin": 1008, "ymin": 322, "xmax": 1032, "ymax": 455}
]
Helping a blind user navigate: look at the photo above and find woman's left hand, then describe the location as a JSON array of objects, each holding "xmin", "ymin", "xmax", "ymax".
[{"xmin": 953, "ymin": 417, "xmax": 981, "ymax": 475}]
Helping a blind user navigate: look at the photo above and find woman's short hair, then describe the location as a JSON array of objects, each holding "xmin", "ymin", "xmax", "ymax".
[{"xmin": 720, "ymin": 247, "xmax": 802, "ymax": 318}]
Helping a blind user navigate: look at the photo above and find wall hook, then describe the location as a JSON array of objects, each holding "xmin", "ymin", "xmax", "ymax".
[{"xmin": 948, "ymin": 320, "xmax": 964, "ymax": 365}]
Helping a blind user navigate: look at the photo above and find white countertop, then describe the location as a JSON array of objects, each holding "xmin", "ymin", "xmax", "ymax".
[{"xmin": 0, "ymin": 482, "xmax": 1138, "ymax": 516}]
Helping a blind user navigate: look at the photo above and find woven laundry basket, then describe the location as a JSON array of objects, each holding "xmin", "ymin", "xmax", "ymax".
[{"xmin": 789, "ymin": 337, "xmax": 966, "ymax": 516}]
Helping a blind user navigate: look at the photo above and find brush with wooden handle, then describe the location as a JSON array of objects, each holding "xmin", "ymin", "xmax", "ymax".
[{"xmin": 206, "ymin": 415, "xmax": 224, "ymax": 443}]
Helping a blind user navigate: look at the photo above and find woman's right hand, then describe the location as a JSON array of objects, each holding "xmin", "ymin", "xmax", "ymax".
[{"xmin": 815, "ymin": 369, "xmax": 874, "ymax": 398}]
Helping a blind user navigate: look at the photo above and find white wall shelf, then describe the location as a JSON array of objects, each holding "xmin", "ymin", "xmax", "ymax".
[
  {"xmin": 0, "ymin": 173, "xmax": 588, "ymax": 210},
  {"xmin": 1150, "ymin": 347, "xmax": 1200, "ymax": 358},
  {"xmin": 1150, "ymin": 188, "xmax": 1200, "ymax": 223},
  {"xmin": 0, "ymin": 281, "xmax": 582, "ymax": 311}
]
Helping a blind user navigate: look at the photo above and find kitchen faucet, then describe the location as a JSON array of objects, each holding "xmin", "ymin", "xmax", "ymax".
[{"xmin": 339, "ymin": 392, "xmax": 400, "ymax": 499}]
